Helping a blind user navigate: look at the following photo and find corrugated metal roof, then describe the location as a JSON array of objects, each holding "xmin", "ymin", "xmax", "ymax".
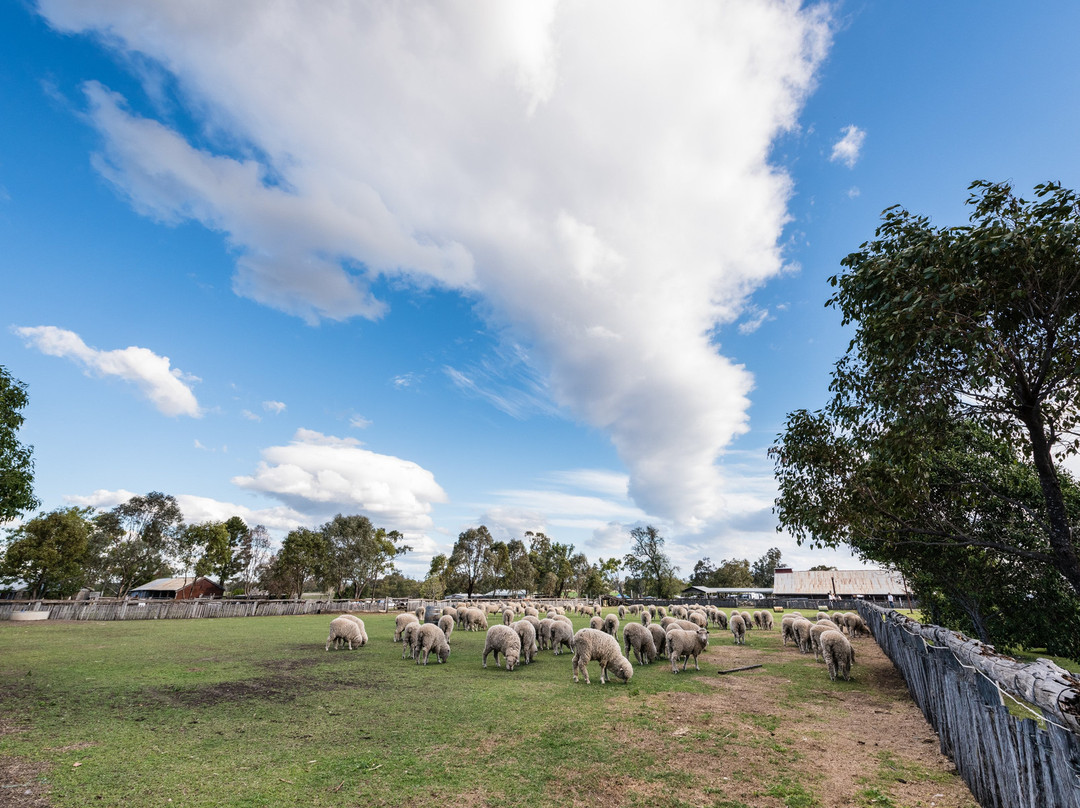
[
  {"xmin": 131, "ymin": 576, "xmax": 220, "ymax": 592},
  {"xmin": 771, "ymin": 569, "xmax": 906, "ymax": 596}
]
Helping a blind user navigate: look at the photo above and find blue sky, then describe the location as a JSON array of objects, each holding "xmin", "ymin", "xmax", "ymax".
[{"xmin": 3, "ymin": 1, "xmax": 1079, "ymax": 579}]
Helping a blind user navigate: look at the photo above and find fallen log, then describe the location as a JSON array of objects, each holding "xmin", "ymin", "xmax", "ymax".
[{"xmin": 717, "ymin": 664, "xmax": 763, "ymax": 675}]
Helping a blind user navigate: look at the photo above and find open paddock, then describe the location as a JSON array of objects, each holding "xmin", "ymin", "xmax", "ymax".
[{"xmin": 0, "ymin": 609, "xmax": 975, "ymax": 808}]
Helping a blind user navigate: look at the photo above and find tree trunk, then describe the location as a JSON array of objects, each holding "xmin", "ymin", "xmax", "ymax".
[{"xmin": 1020, "ymin": 405, "xmax": 1080, "ymax": 596}]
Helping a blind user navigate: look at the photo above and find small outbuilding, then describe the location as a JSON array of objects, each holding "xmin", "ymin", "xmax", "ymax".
[{"xmin": 129, "ymin": 576, "xmax": 224, "ymax": 600}]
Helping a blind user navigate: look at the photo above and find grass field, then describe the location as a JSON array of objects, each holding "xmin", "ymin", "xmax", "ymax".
[{"xmin": 0, "ymin": 609, "xmax": 977, "ymax": 808}]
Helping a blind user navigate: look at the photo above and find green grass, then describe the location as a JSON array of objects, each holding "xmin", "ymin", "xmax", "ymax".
[{"xmin": 0, "ymin": 613, "xmax": 716, "ymax": 807}]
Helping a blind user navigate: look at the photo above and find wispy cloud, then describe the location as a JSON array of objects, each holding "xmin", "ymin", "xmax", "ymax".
[
  {"xmin": 349, "ymin": 414, "xmax": 372, "ymax": 429},
  {"xmin": 262, "ymin": 400, "xmax": 286, "ymax": 414},
  {"xmin": 830, "ymin": 124, "xmax": 866, "ymax": 168},
  {"xmin": 241, "ymin": 409, "xmax": 261, "ymax": 422},
  {"xmin": 43, "ymin": 1, "xmax": 833, "ymax": 528},
  {"xmin": 13, "ymin": 324, "xmax": 201, "ymax": 417}
]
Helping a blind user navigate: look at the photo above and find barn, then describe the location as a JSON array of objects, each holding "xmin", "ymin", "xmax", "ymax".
[
  {"xmin": 129, "ymin": 576, "xmax": 224, "ymax": 600},
  {"xmin": 771, "ymin": 567, "xmax": 908, "ymax": 602}
]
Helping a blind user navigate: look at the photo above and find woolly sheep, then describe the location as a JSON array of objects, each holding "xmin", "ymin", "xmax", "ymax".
[
  {"xmin": 664, "ymin": 619, "xmax": 700, "ymax": 633},
  {"xmin": 647, "ymin": 624, "xmax": 668, "ymax": 659},
  {"xmin": 780, "ymin": 614, "xmax": 798, "ymax": 646},
  {"xmin": 602, "ymin": 614, "xmax": 620, "ymax": 637},
  {"xmin": 512, "ymin": 620, "xmax": 538, "ymax": 665},
  {"xmin": 464, "ymin": 608, "xmax": 488, "ymax": 631},
  {"xmin": 525, "ymin": 607, "xmax": 539, "ymax": 618},
  {"xmin": 502, "ymin": 608, "xmax": 515, "ymax": 626},
  {"xmin": 816, "ymin": 618, "xmax": 841, "ymax": 633},
  {"xmin": 759, "ymin": 611, "xmax": 774, "ymax": 630},
  {"xmin": 326, "ymin": 616, "xmax": 366, "ymax": 650},
  {"xmin": 550, "ymin": 619, "xmax": 575, "ymax": 655},
  {"xmin": 482, "ymin": 624, "xmax": 522, "ymax": 671},
  {"xmin": 753, "ymin": 610, "xmax": 765, "ymax": 630},
  {"xmin": 714, "ymin": 611, "xmax": 728, "ymax": 630},
  {"xmin": 656, "ymin": 606, "xmax": 668, "ymax": 618},
  {"xmin": 395, "ymin": 612, "xmax": 419, "ymax": 642},
  {"xmin": 617, "ymin": 605, "xmax": 626, "ymax": 619},
  {"xmin": 571, "ymin": 628, "xmax": 633, "ymax": 684},
  {"xmin": 590, "ymin": 616, "xmax": 604, "ymax": 631},
  {"xmin": 730, "ymin": 614, "xmax": 746, "ymax": 645},
  {"xmin": 671, "ymin": 605, "xmax": 687, "ymax": 618},
  {"xmin": 810, "ymin": 622, "xmax": 834, "ymax": 661},
  {"xmin": 821, "ymin": 629, "xmax": 855, "ymax": 680},
  {"xmin": 438, "ymin": 614, "xmax": 455, "ymax": 639},
  {"xmin": 592, "ymin": 605, "xmax": 601, "ymax": 617},
  {"xmin": 741, "ymin": 610, "xmax": 753, "ymax": 629},
  {"xmin": 522, "ymin": 614, "xmax": 541, "ymax": 634},
  {"xmin": 414, "ymin": 607, "xmax": 425, "ymax": 621},
  {"xmin": 339, "ymin": 614, "xmax": 368, "ymax": 645},
  {"xmin": 815, "ymin": 611, "xmax": 830, "ymax": 622},
  {"xmin": 792, "ymin": 618, "xmax": 814, "ymax": 654},
  {"xmin": 537, "ymin": 618, "xmax": 555, "ymax": 650},
  {"xmin": 553, "ymin": 614, "xmax": 573, "ymax": 627},
  {"xmin": 847, "ymin": 613, "xmax": 870, "ymax": 638},
  {"xmin": 414, "ymin": 622, "xmax": 451, "ymax": 665},
  {"xmin": 832, "ymin": 612, "xmax": 849, "ymax": 632},
  {"xmin": 648, "ymin": 605, "xmax": 657, "ymax": 618},
  {"xmin": 641, "ymin": 610, "xmax": 652, "ymax": 627},
  {"xmin": 442, "ymin": 606, "xmax": 457, "ymax": 619},
  {"xmin": 622, "ymin": 622, "xmax": 657, "ymax": 665},
  {"xmin": 688, "ymin": 612, "xmax": 707, "ymax": 629},
  {"xmin": 668, "ymin": 627, "xmax": 710, "ymax": 673},
  {"xmin": 401, "ymin": 622, "xmax": 421, "ymax": 659}
]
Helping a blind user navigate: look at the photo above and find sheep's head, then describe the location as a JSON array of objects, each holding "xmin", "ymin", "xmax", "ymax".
[
  {"xmin": 696, "ymin": 628, "xmax": 710, "ymax": 647},
  {"xmin": 610, "ymin": 656, "xmax": 633, "ymax": 682},
  {"xmin": 438, "ymin": 644, "xmax": 451, "ymax": 663},
  {"xmin": 504, "ymin": 649, "xmax": 519, "ymax": 670}
]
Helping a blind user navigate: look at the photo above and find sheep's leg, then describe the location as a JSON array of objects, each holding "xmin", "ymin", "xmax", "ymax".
[{"xmin": 693, "ymin": 653, "xmax": 700, "ymax": 671}]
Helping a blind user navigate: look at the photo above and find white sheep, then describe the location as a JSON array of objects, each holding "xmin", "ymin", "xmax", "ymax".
[
  {"xmin": 821, "ymin": 629, "xmax": 855, "ymax": 680},
  {"xmin": 622, "ymin": 622, "xmax": 657, "ymax": 665},
  {"xmin": 550, "ymin": 619, "xmax": 575, "ymax": 655},
  {"xmin": 394, "ymin": 612, "xmax": 419, "ymax": 642},
  {"xmin": 571, "ymin": 628, "xmax": 634, "ymax": 684},
  {"xmin": 603, "ymin": 613, "xmax": 620, "ymax": 637},
  {"xmin": 338, "ymin": 614, "xmax": 368, "ymax": 646},
  {"xmin": 464, "ymin": 608, "xmax": 488, "ymax": 632},
  {"xmin": 667, "ymin": 627, "xmax": 710, "ymax": 673},
  {"xmin": 512, "ymin": 620, "xmax": 538, "ymax": 664},
  {"xmin": 413, "ymin": 622, "xmax": 451, "ymax": 665},
  {"xmin": 438, "ymin": 614, "xmax": 455, "ymax": 640},
  {"xmin": 590, "ymin": 615, "xmax": 604, "ymax": 631},
  {"xmin": 537, "ymin": 618, "xmax": 554, "ymax": 650},
  {"xmin": 781, "ymin": 615, "xmax": 798, "ymax": 646},
  {"xmin": 482, "ymin": 624, "xmax": 522, "ymax": 670},
  {"xmin": 641, "ymin": 610, "xmax": 652, "ymax": 627},
  {"xmin": 647, "ymin": 624, "xmax": 668, "ymax": 659},
  {"xmin": 400, "ymin": 622, "xmax": 421, "ymax": 659},
  {"xmin": 326, "ymin": 616, "xmax": 366, "ymax": 650},
  {"xmin": 730, "ymin": 614, "xmax": 746, "ymax": 645},
  {"xmin": 792, "ymin": 618, "xmax": 814, "ymax": 654}
]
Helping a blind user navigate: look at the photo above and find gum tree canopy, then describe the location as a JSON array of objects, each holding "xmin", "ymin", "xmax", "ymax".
[
  {"xmin": 0, "ymin": 365, "xmax": 38, "ymax": 521},
  {"xmin": 774, "ymin": 181, "xmax": 1080, "ymax": 599}
]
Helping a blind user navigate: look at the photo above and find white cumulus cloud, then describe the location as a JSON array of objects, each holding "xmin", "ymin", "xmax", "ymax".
[
  {"xmin": 13, "ymin": 325, "xmax": 201, "ymax": 417},
  {"xmin": 231, "ymin": 428, "xmax": 448, "ymax": 530},
  {"xmin": 830, "ymin": 124, "xmax": 866, "ymax": 168},
  {"xmin": 39, "ymin": 0, "xmax": 833, "ymax": 528}
]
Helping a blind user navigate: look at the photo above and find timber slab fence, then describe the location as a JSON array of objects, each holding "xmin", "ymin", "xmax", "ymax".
[{"xmin": 856, "ymin": 601, "xmax": 1080, "ymax": 808}]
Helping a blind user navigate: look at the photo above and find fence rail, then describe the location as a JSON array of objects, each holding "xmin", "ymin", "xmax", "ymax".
[{"xmin": 856, "ymin": 601, "xmax": 1080, "ymax": 808}]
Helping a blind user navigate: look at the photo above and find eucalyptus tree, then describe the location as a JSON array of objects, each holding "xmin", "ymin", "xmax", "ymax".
[
  {"xmin": 0, "ymin": 506, "xmax": 93, "ymax": 598},
  {"xmin": 0, "ymin": 365, "xmax": 38, "ymax": 522}
]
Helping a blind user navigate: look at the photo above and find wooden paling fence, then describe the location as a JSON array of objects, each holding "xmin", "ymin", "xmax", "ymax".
[
  {"xmin": 0, "ymin": 599, "xmax": 377, "ymax": 621},
  {"xmin": 856, "ymin": 601, "xmax": 1080, "ymax": 808}
]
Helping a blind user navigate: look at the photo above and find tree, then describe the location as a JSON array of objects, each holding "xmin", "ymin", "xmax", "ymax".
[
  {"xmin": 238, "ymin": 524, "xmax": 272, "ymax": 595},
  {"xmin": 622, "ymin": 525, "xmax": 677, "ymax": 598},
  {"xmin": 99, "ymin": 492, "xmax": 184, "ymax": 596},
  {"xmin": 0, "ymin": 366, "xmax": 39, "ymax": 522},
  {"xmin": 779, "ymin": 181, "xmax": 1080, "ymax": 596},
  {"xmin": 504, "ymin": 539, "xmax": 535, "ymax": 594},
  {"xmin": 179, "ymin": 521, "xmax": 226, "ymax": 587},
  {"xmin": 274, "ymin": 527, "xmax": 330, "ymax": 598},
  {"xmin": 448, "ymin": 526, "xmax": 493, "ymax": 598},
  {"xmin": 712, "ymin": 558, "xmax": 753, "ymax": 588},
  {"xmin": 751, "ymin": 547, "xmax": 783, "ymax": 588},
  {"xmin": 1, "ymin": 506, "xmax": 92, "ymax": 598},
  {"xmin": 322, "ymin": 514, "xmax": 409, "ymax": 599},
  {"xmin": 690, "ymin": 557, "xmax": 717, "ymax": 586},
  {"xmin": 195, "ymin": 516, "xmax": 248, "ymax": 590},
  {"xmin": 422, "ymin": 553, "xmax": 449, "ymax": 599},
  {"xmin": 809, "ymin": 564, "xmax": 837, "ymax": 571}
]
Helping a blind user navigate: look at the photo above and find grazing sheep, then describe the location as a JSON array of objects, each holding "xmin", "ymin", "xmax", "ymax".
[
  {"xmin": 664, "ymin": 618, "xmax": 701, "ymax": 633},
  {"xmin": 847, "ymin": 613, "xmax": 870, "ymax": 638},
  {"xmin": 401, "ymin": 622, "xmax": 421, "ymax": 659},
  {"xmin": 641, "ymin": 610, "xmax": 652, "ymax": 627},
  {"xmin": 647, "ymin": 624, "xmax": 668, "ymax": 659},
  {"xmin": 759, "ymin": 611, "xmax": 774, "ymax": 630},
  {"xmin": 553, "ymin": 614, "xmax": 573, "ymax": 628},
  {"xmin": 792, "ymin": 618, "xmax": 814, "ymax": 654},
  {"xmin": 648, "ymin": 605, "xmax": 657, "ymax": 618},
  {"xmin": 603, "ymin": 614, "xmax": 620, "ymax": 637},
  {"xmin": 622, "ymin": 622, "xmax": 657, "ymax": 665},
  {"xmin": 810, "ymin": 623, "xmax": 834, "ymax": 661},
  {"xmin": 730, "ymin": 614, "xmax": 746, "ymax": 645},
  {"xmin": 442, "ymin": 606, "xmax": 457, "ymax": 619},
  {"xmin": 590, "ymin": 616, "xmax": 604, "ymax": 631},
  {"xmin": 671, "ymin": 606, "xmax": 687, "ymax": 619},
  {"xmin": 413, "ymin": 622, "xmax": 451, "ymax": 665},
  {"xmin": 438, "ymin": 614, "xmax": 455, "ymax": 640},
  {"xmin": 415, "ymin": 607, "xmax": 425, "ymax": 621},
  {"xmin": 656, "ymin": 606, "xmax": 668, "ymax": 618},
  {"xmin": 781, "ymin": 615, "xmax": 798, "ymax": 646},
  {"xmin": 571, "ymin": 628, "xmax": 634, "ymax": 684},
  {"xmin": 537, "ymin": 618, "xmax": 555, "ymax": 650},
  {"xmin": 668, "ymin": 627, "xmax": 710, "ymax": 672},
  {"xmin": 326, "ymin": 616, "xmax": 366, "ymax": 650},
  {"xmin": 550, "ymin": 619, "xmax": 575, "ymax": 655},
  {"xmin": 820, "ymin": 629, "xmax": 855, "ymax": 681},
  {"xmin": 525, "ymin": 607, "xmax": 539, "ymax": 618},
  {"xmin": 482, "ymin": 625, "xmax": 522, "ymax": 671},
  {"xmin": 465, "ymin": 608, "xmax": 489, "ymax": 632},
  {"xmin": 592, "ymin": 604, "xmax": 601, "ymax": 617},
  {"xmin": 395, "ymin": 612, "xmax": 420, "ymax": 642},
  {"xmin": 753, "ymin": 610, "xmax": 765, "ymax": 630},
  {"xmin": 617, "ymin": 605, "xmax": 626, "ymax": 620},
  {"xmin": 816, "ymin": 611, "xmax": 830, "ymax": 622},
  {"xmin": 832, "ymin": 612, "xmax": 849, "ymax": 632},
  {"xmin": 522, "ymin": 614, "xmax": 541, "ymax": 635},
  {"xmin": 816, "ymin": 619, "xmax": 841, "ymax": 633},
  {"xmin": 512, "ymin": 620, "xmax": 538, "ymax": 664},
  {"xmin": 741, "ymin": 611, "xmax": 753, "ymax": 629},
  {"xmin": 502, "ymin": 608, "xmax": 515, "ymax": 626},
  {"xmin": 714, "ymin": 611, "xmax": 729, "ymax": 630},
  {"xmin": 688, "ymin": 612, "xmax": 707, "ymax": 628}
]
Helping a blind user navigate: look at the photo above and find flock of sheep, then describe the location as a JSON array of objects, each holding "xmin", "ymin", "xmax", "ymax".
[{"xmin": 325, "ymin": 600, "xmax": 864, "ymax": 684}]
